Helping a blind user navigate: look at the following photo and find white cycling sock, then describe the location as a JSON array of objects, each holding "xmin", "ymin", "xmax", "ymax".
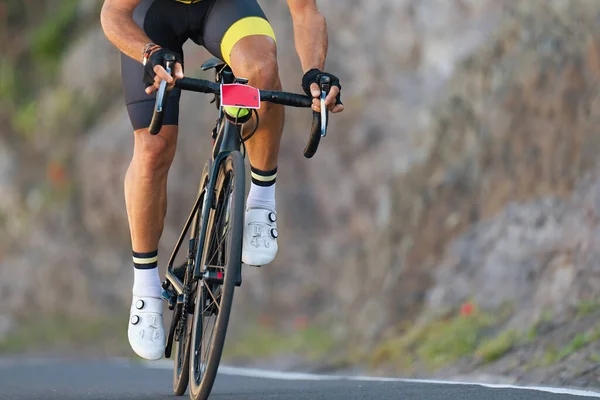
[
  {"xmin": 132, "ymin": 250, "xmax": 162, "ymax": 298},
  {"xmin": 246, "ymin": 166, "xmax": 277, "ymax": 211},
  {"xmin": 246, "ymin": 182, "xmax": 276, "ymax": 211}
]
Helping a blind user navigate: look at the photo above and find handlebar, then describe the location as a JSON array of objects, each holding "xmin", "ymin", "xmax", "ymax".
[{"xmin": 148, "ymin": 65, "xmax": 329, "ymax": 158}]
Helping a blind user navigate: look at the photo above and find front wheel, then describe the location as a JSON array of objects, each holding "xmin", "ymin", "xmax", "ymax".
[
  {"xmin": 173, "ymin": 162, "xmax": 210, "ymax": 396},
  {"xmin": 188, "ymin": 151, "xmax": 244, "ymax": 400}
]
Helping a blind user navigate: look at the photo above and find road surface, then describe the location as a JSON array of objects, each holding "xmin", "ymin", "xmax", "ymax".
[{"xmin": 0, "ymin": 358, "xmax": 599, "ymax": 400}]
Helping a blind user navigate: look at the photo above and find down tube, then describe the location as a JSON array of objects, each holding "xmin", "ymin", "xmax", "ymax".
[
  {"xmin": 193, "ymin": 165, "xmax": 214, "ymax": 280},
  {"xmin": 192, "ymin": 151, "xmax": 229, "ymax": 280}
]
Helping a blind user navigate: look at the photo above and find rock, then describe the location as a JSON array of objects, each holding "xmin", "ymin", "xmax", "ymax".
[
  {"xmin": 60, "ymin": 26, "xmax": 120, "ymax": 100},
  {"xmin": 75, "ymin": 106, "xmax": 132, "ymax": 239}
]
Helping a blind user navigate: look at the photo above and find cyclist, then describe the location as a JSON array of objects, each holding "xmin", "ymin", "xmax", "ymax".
[{"xmin": 100, "ymin": 0, "xmax": 343, "ymax": 360}]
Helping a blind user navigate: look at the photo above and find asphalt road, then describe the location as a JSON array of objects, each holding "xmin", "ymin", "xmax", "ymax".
[{"xmin": 1, "ymin": 358, "xmax": 599, "ymax": 400}]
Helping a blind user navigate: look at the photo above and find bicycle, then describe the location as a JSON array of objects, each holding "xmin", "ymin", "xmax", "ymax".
[{"xmin": 154, "ymin": 53, "xmax": 330, "ymax": 400}]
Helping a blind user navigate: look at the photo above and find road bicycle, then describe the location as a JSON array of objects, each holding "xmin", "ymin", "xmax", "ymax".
[{"xmin": 154, "ymin": 54, "xmax": 330, "ymax": 400}]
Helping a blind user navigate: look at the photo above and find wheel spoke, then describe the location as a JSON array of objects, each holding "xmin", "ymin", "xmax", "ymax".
[
  {"xmin": 204, "ymin": 286, "xmax": 221, "ymax": 313},
  {"xmin": 207, "ymin": 226, "xmax": 230, "ymax": 264},
  {"xmin": 201, "ymin": 293, "xmax": 221, "ymax": 315}
]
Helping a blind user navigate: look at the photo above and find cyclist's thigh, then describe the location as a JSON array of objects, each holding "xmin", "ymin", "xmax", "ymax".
[
  {"xmin": 200, "ymin": 0, "xmax": 276, "ymax": 66},
  {"xmin": 120, "ymin": 0, "xmax": 188, "ymax": 130}
]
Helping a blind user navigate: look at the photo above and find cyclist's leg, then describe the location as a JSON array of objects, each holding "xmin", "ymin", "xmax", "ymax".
[
  {"xmin": 202, "ymin": 0, "xmax": 281, "ymax": 266},
  {"xmin": 120, "ymin": 0, "xmax": 187, "ymax": 360}
]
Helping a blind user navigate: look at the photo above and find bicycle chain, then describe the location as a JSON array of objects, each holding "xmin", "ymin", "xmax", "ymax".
[{"xmin": 175, "ymin": 259, "xmax": 193, "ymax": 341}]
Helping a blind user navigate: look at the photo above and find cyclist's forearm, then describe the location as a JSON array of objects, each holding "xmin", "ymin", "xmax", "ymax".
[
  {"xmin": 100, "ymin": 4, "xmax": 152, "ymax": 63},
  {"xmin": 289, "ymin": 8, "xmax": 328, "ymax": 72}
]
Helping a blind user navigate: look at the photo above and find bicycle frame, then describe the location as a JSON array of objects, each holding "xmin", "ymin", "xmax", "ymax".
[
  {"xmin": 155, "ymin": 59, "xmax": 328, "ymax": 306},
  {"xmin": 162, "ymin": 66, "xmax": 243, "ymax": 298}
]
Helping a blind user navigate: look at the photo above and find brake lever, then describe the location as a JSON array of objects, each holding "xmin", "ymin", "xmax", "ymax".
[
  {"xmin": 156, "ymin": 59, "xmax": 173, "ymax": 112},
  {"xmin": 319, "ymin": 75, "xmax": 330, "ymax": 137},
  {"xmin": 149, "ymin": 54, "xmax": 176, "ymax": 135}
]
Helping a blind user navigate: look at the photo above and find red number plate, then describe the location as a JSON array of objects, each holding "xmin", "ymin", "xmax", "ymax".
[{"xmin": 220, "ymin": 84, "xmax": 261, "ymax": 109}]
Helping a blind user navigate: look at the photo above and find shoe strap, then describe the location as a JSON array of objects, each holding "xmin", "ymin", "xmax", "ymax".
[{"xmin": 131, "ymin": 296, "xmax": 163, "ymax": 314}]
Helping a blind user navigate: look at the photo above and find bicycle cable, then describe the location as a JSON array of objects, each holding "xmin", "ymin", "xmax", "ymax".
[{"xmin": 233, "ymin": 108, "xmax": 260, "ymax": 158}]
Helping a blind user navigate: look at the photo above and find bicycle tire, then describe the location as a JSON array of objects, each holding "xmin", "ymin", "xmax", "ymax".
[
  {"xmin": 188, "ymin": 151, "xmax": 244, "ymax": 400},
  {"xmin": 173, "ymin": 163, "xmax": 210, "ymax": 396},
  {"xmin": 173, "ymin": 306, "xmax": 192, "ymax": 396}
]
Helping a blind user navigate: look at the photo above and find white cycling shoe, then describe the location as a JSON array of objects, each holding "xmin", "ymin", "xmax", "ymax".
[
  {"xmin": 128, "ymin": 295, "xmax": 165, "ymax": 360},
  {"xmin": 242, "ymin": 208, "xmax": 279, "ymax": 266}
]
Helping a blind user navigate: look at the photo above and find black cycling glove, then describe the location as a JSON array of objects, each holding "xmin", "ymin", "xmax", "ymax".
[
  {"xmin": 301, "ymin": 68, "xmax": 343, "ymax": 105},
  {"xmin": 142, "ymin": 48, "xmax": 183, "ymax": 87}
]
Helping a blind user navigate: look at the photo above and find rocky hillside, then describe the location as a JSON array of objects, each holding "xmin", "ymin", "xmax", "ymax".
[
  {"xmin": 365, "ymin": 0, "xmax": 600, "ymax": 387},
  {"xmin": 1, "ymin": 0, "xmax": 600, "ymax": 387}
]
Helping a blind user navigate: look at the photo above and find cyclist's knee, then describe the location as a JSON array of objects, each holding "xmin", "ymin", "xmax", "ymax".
[
  {"xmin": 133, "ymin": 126, "xmax": 178, "ymax": 174},
  {"xmin": 229, "ymin": 37, "xmax": 280, "ymax": 89}
]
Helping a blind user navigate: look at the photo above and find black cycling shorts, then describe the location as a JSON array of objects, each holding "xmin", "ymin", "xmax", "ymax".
[{"xmin": 121, "ymin": 0, "xmax": 276, "ymax": 131}]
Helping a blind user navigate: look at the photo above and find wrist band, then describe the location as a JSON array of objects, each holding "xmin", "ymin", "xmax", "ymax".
[{"xmin": 142, "ymin": 43, "xmax": 161, "ymax": 65}]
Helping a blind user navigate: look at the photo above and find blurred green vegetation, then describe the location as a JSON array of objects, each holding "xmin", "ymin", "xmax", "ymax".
[
  {"xmin": 223, "ymin": 323, "xmax": 336, "ymax": 363},
  {"xmin": 525, "ymin": 309, "xmax": 554, "ymax": 342},
  {"xmin": 370, "ymin": 304, "xmax": 513, "ymax": 372},
  {"xmin": 575, "ymin": 298, "xmax": 600, "ymax": 318},
  {"xmin": 549, "ymin": 326, "xmax": 600, "ymax": 365},
  {"xmin": 0, "ymin": 0, "xmax": 105, "ymax": 216},
  {"xmin": 528, "ymin": 324, "xmax": 600, "ymax": 368},
  {"xmin": 371, "ymin": 303, "xmax": 600, "ymax": 374},
  {"xmin": 0, "ymin": 59, "xmax": 20, "ymax": 105},
  {"xmin": 11, "ymin": 100, "xmax": 37, "ymax": 139},
  {"xmin": 0, "ymin": 314, "xmax": 130, "ymax": 356},
  {"xmin": 2, "ymin": 0, "xmax": 82, "ymax": 131},
  {"xmin": 475, "ymin": 329, "xmax": 520, "ymax": 363},
  {"xmin": 29, "ymin": 0, "xmax": 79, "ymax": 76}
]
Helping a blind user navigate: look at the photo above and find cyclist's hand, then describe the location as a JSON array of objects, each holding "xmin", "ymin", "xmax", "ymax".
[
  {"xmin": 302, "ymin": 68, "xmax": 344, "ymax": 114},
  {"xmin": 143, "ymin": 48, "xmax": 184, "ymax": 95}
]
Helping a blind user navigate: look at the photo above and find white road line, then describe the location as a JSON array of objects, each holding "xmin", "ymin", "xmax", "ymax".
[{"xmin": 143, "ymin": 361, "xmax": 600, "ymax": 398}]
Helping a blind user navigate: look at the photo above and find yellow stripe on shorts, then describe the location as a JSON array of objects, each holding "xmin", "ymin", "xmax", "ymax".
[
  {"xmin": 174, "ymin": 0, "xmax": 203, "ymax": 4},
  {"xmin": 221, "ymin": 17, "xmax": 276, "ymax": 66}
]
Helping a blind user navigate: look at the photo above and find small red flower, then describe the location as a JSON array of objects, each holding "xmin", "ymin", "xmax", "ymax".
[{"xmin": 460, "ymin": 302, "xmax": 475, "ymax": 317}]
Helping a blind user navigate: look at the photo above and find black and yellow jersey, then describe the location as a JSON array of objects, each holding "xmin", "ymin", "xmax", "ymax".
[{"xmin": 123, "ymin": 0, "xmax": 275, "ymax": 130}]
